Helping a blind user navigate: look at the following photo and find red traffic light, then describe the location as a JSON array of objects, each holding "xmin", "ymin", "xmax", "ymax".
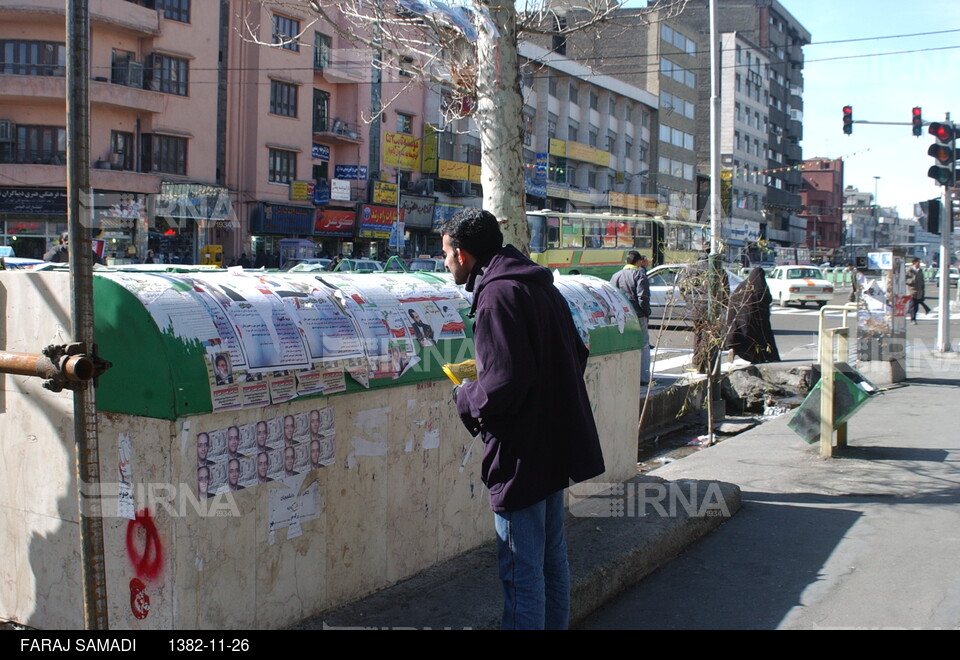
[
  {"xmin": 912, "ymin": 107, "xmax": 923, "ymax": 137},
  {"xmin": 842, "ymin": 106, "xmax": 853, "ymax": 135},
  {"xmin": 929, "ymin": 122, "xmax": 955, "ymax": 143}
]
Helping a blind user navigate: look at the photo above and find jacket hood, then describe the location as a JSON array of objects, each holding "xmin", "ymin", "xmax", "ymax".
[{"xmin": 467, "ymin": 245, "xmax": 553, "ymax": 315}]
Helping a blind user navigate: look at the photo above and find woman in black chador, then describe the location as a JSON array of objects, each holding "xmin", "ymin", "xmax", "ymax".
[{"xmin": 724, "ymin": 267, "xmax": 780, "ymax": 363}]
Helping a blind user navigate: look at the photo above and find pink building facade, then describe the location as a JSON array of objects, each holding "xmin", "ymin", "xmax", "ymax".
[{"xmin": 0, "ymin": 0, "xmax": 436, "ymax": 265}]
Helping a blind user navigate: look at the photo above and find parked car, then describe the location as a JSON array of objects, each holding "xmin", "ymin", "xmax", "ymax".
[
  {"xmin": 765, "ymin": 265, "xmax": 834, "ymax": 308},
  {"xmin": 281, "ymin": 257, "xmax": 331, "ymax": 271},
  {"xmin": 949, "ymin": 267, "xmax": 959, "ymax": 287},
  {"xmin": 407, "ymin": 258, "xmax": 446, "ymax": 273},
  {"xmin": 646, "ymin": 263, "xmax": 744, "ymax": 322},
  {"xmin": 333, "ymin": 258, "xmax": 384, "ymax": 272}
]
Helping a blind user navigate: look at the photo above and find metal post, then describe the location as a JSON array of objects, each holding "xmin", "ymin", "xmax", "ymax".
[
  {"xmin": 936, "ymin": 118, "xmax": 954, "ymax": 353},
  {"xmin": 67, "ymin": 0, "xmax": 108, "ymax": 629}
]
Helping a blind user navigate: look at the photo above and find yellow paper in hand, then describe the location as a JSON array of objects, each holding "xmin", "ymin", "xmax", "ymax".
[{"xmin": 442, "ymin": 359, "xmax": 477, "ymax": 385}]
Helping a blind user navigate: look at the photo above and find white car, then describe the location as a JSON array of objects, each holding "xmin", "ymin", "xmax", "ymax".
[
  {"xmin": 766, "ymin": 265, "xmax": 834, "ymax": 308},
  {"xmin": 950, "ymin": 267, "xmax": 958, "ymax": 287},
  {"xmin": 646, "ymin": 264, "xmax": 743, "ymax": 322}
]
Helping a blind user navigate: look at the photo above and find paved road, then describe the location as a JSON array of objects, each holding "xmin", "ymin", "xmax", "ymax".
[{"xmin": 649, "ymin": 284, "xmax": 959, "ymax": 377}]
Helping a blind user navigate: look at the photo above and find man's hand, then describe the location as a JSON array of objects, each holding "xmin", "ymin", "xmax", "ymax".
[{"xmin": 451, "ymin": 378, "xmax": 472, "ymax": 405}]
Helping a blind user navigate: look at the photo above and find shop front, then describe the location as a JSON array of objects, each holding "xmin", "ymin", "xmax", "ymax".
[
  {"xmin": 356, "ymin": 204, "xmax": 402, "ymax": 260},
  {"xmin": 314, "ymin": 206, "xmax": 356, "ymax": 258},
  {"xmin": 249, "ymin": 201, "xmax": 316, "ymax": 267},
  {"xmin": 399, "ymin": 193, "xmax": 437, "ymax": 257},
  {"xmin": 0, "ymin": 187, "xmax": 68, "ymax": 259},
  {"xmin": 152, "ymin": 182, "xmax": 234, "ymax": 265}
]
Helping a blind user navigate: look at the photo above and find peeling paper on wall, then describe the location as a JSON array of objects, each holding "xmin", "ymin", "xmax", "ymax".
[
  {"xmin": 405, "ymin": 399, "xmax": 442, "ymax": 451},
  {"xmin": 267, "ymin": 474, "xmax": 321, "ymax": 542},
  {"xmin": 346, "ymin": 407, "xmax": 391, "ymax": 468},
  {"xmin": 179, "ymin": 420, "xmax": 191, "ymax": 457},
  {"xmin": 117, "ymin": 432, "xmax": 135, "ymax": 520}
]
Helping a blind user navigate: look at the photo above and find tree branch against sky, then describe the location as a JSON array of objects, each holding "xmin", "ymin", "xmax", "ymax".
[{"xmin": 262, "ymin": 0, "xmax": 688, "ymax": 252}]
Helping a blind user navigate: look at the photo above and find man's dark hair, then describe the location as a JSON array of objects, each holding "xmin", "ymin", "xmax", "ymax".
[
  {"xmin": 625, "ymin": 251, "xmax": 644, "ymax": 265},
  {"xmin": 440, "ymin": 208, "xmax": 503, "ymax": 259}
]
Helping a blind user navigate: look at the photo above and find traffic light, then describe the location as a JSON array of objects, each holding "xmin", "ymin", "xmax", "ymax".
[
  {"xmin": 927, "ymin": 122, "xmax": 956, "ymax": 186},
  {"xmin": 912, "ymin": 107, "xmax": 923, "ymax": 137},
  {"xmin": 926, "ymin": 198, "xmax": 941, "ymax": 234},
  {"xmin": 842, "ymin": 106, "xmax": 853, "ymax": 135}
]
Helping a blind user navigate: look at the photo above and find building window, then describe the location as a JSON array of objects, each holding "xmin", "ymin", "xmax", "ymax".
[
  {"xmin": 589, "ymin": 90, "xmax": 599, "ymax": 110},
  {"xmin": 110, "ymin": 130, "xmax": 134, "ymax": 170},
  {"xmin": 273, "ymin": 14, "xmax": 301, "ymax": 52},
  {"xmin": 587, "ymin": 171, "xmax": 597, "ymax": 189},
  {"xmin": 0, "ymin": 40, "xmax": 66, "ymax": 76},
  {"xmin": 314, "ymin": 32, "xmax": 331, "ymax": 70},
  {"xmin": 148, "ymin": 53, "xmax": 188, "ymax": 96},
  {"xmin": 269, "ymin": 148, "xmax": 297, "ymax": 184},
  {"xmin": 157, "ymin": 0, "xmax": 190, "ymax": 23},
  {"xmin": 397, "ymin": 113, "xmax": 413, "ymax": 134},
  {"xmin": 609, "ymin": 97, "xmax": 616, "ymax": 115},
  {"xmin": 547, "ymin": 113, "xmax": 558, "ymax": 140},
  {"xmin": 399, "ymin": 55, "xmax": 415, "ymax": 78},
  {"xmin": 548, "ymin": 74, "xmax": 558, "ymax": 98},
  {"xmin": 567, "ymin": 123, "xmax": 578, "ymax": 143},
  {"xmin": 569, "ymin": 83, "xmax": 578, "ymax": 104},
  {"xmin": 270, "ymin": 80, "xmax": 298, "ymax": 117},
  {"xmin": 588, "ymin": 128, "xmax": 598, "ymax": 148},
  {"xmin": 110, "ymin": 49, "xmax": 142, "ymax": 87},
  {"xmin": 0, "ymin": 125, "xmax": 66, "ymax": 165},
  {"xmin": 313, "ymin": 89, "xmax": 329, "ymax": 132},
  {"xmin": 142, "ymin": 134, "xmax": 187, "ymax": 175}
]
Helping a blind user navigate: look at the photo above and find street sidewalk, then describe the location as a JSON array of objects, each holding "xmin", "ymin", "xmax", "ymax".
[{"xmin": 299, "ymin": 350, "xmax": 959, "ymax": 630}]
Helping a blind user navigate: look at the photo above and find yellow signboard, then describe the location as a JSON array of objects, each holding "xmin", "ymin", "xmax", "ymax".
[
  {"xmin": 384, "ymin": 132, "xmax": 421, "ymax": 170},
  {"xmin": 567, "ymin": 141, "xmax": 593, "ymax": 163},
  {"xmin": 373, "ymin": 180, "xmax": 399, "ymax": 206},
  {"xmin": 439, "ymin": 159, "xmax": 470, "ymax": 180},
  {"xmin": 468, "ymin": 164, "xmax": 482, "ymax": 184},
  {"xmin": 549, "ymin": 139, "xmax": 567, "ymax": 157},
  {"xmin": 289, "ymin": 180, "xmax": 315, "ymax": 201}
]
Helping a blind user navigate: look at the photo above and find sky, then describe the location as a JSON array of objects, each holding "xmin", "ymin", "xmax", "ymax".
[
  {"xmin": 786, "ymin": 0, "xmax": 960, "ymax": 217},
  {"xmin": 619, "ymin": 0, "xmax": 960, "ymax": 217}
]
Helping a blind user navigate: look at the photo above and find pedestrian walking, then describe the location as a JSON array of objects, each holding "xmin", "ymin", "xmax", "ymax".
[
  {"xmin": 443, "ymin": 209, "xmax": 605, "ymax": 630},
  {"xmin": 905, "ymin": 257, "xmax": 929, "ymax": 324},
  {"xmin": 610, "ymin": 251, "xmax": 651, "ymax": 384},
  {"xmin": 724, "ymin": 267, "xmax": 780, "ymax": 363}
]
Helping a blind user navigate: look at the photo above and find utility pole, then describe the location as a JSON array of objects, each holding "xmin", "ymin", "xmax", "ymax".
[{"xmin": 67, "ymin": 0, "xmax": 109, "ymax": 629}]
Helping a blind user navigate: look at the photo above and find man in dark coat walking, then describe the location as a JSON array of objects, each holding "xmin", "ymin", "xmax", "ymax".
[{"xmin": 443, "ymin": 209, "xmax": 604, "ymax": 630}]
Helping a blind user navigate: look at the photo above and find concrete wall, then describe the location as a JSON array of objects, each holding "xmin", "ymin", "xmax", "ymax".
[{"xmin": 0, "ymin": 271, "xmax": 640, "ymax": 629}]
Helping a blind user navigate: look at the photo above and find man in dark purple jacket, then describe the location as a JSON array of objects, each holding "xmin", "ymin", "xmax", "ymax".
[{"xmin": 442, "ymin": 208, "xmax": 605, "ymax": 630}]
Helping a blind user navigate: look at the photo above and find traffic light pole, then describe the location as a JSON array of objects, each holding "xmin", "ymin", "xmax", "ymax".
[{"xmin": 937, "ymin": 184, "xmax": 953, "ymax": 353}]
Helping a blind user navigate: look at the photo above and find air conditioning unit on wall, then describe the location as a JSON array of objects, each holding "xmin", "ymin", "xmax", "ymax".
[
  {"xmin": 449, "ymin": 180, "xmax": 472, "ymax": 197},
  {"xmin": 0, "ymin": 120, "xmax": 15, "ymax": 143}
]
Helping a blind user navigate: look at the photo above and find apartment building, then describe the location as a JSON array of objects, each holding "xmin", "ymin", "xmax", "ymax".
[
  {"xmin": 674, "ymin": 0, "xmax": 811, "ymax": 248},
  {"xmin": 720, "ymin": 32, "xmax": 769, "ymax": 258},
  {"xmin": 0, "ymin": 0, "xmax": 224, "ymax": 262},
  {"xmin": 516, "ymin": 42, "xmax": 656, "ymax": 216},
  {"xmin": 798, "ymin": 157, "xmax": 844, "ymax": 262},
  {"xmin": 0, "ymin": 0, "xmax": 434, "ymax": 264}
]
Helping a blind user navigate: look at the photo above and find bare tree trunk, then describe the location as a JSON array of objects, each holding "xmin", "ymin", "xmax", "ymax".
[{"xmin": 476, "ymin": 1, "xmax": 529, "ymax": 254}]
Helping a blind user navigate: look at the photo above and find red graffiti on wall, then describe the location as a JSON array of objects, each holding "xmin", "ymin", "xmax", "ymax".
[
  {"xmin": 126, "ymin": 508, "xmax": 163, "ymax": 581},
  {"xmin": 129, "ymin": 578, "xmax": 150, "ymax": 620}
]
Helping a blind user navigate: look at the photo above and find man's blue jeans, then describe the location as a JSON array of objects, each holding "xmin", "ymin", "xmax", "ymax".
[{"xmin": 494, "ymin": 489, "xmax": 570, "ymax": 630}]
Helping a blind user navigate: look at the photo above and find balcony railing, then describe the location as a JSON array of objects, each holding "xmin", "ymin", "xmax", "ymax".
[
  {"xmin": 0, "ymin": 149, "xmax": 66, "ymax": 166},
  {"xmin": 314, "ymin": 119, "xmax": 363, "ymax": 142}
]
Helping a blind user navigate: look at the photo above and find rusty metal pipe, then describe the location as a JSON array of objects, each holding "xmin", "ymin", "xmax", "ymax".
[{"xmin": 0, "ymin": 351, "xmax": 94, "ymax": 382}]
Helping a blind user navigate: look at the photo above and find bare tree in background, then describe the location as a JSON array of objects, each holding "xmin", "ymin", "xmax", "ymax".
[{"xmin": 258, "ymin": 0, "xmax": 690, "ymax": 252}]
